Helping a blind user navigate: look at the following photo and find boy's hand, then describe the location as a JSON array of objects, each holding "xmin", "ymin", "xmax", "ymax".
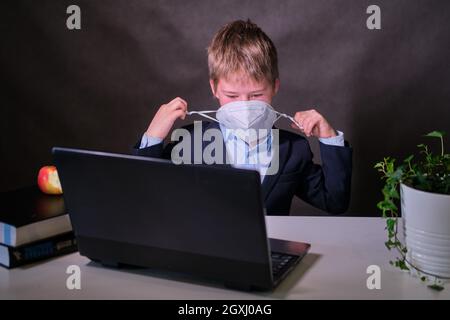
[
  {"xmin": 291, "ymin": 109, "xmax": 337, "ymax": 138},
  {"xmin": 145, "ymin": 97, "xmax": 188, "ymax": 139}
]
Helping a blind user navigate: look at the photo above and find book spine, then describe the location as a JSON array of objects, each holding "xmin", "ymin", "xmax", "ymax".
[
  {"xmin": 5, "ymin": 233, "xmax": 78, "ymax": 268},
  {"xmin": 0, "ymin": 223, "xmax": 14, "ymax": 246}
]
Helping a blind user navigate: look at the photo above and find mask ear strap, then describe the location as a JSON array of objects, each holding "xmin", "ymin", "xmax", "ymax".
[
  {"xmin": 187, "ymin": 110, "xmax": 220, "ymax": 123},
  {"xmin": 275, "ymin": 114, "xmax": 283, "ymax": 122},
  {"xmin": 275, "ymin": 112, "xmax": 304, "ymax": 131}
]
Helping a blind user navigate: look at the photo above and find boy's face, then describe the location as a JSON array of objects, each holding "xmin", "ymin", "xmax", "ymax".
[{"xmin": 210, "ymin": 73, "xmax": 280, "ymax": 106}]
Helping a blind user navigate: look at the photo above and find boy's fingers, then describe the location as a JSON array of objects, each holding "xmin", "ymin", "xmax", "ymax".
[
  {"xmin": 171, "ymin": 109, "xmax": 187, "ymax": 121},
  {"xmin": 302, "ymin": 122, "xmax": 311, "ymax": 136},
  {"xmin": 294, "ymin": 111, "xmax": 310, "ymax": 128},
  {"xmin": 294, "ymin": 111, "xmax": 305, "ymax": 123},
  {"xmin": 303, "ymin": 118, "xmax": 315, "ymax": 137},
  {"xmin": 294, "ymin": 112, "xmax": 308, "ymax": 127},
  {"xmin": 296, "ymin": 112, "xmax": 327, "ymax": 137},
  {"xmin": 167, "ymin": 100, "xmax": 188, "ymax": 112},
  {"xmin": 178, "ymin": 97, "xmax": 188, "ymax": 105},
  {"xmin": 170, "ymin": 97, "xmax": 188, "ymax": 107},
  {"xmin": 168, "ymin": 96, "xmax": 186, "ymax": 104}
]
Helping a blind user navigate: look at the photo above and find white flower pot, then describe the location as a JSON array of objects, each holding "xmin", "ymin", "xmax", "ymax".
[{"xmin": 401, "ymin": 183, "xmax": 450, "ymax": 278}]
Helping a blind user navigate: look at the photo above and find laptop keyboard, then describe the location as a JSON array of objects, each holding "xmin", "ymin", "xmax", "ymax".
[{"xmin": 271, "ymin": 252, "xmax": 297, "ymax": 277}]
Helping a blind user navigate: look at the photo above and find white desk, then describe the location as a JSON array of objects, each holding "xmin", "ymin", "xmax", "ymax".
[{"xmin": 0, "ymin": 217, "xmax": 448, "ymax": 299}]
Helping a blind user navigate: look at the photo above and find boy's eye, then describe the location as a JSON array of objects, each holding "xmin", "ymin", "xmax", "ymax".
[
  {"xmin": 226, "ymin": 95, "xmax": 238, "ymax": 99},
  {"xmin": 251, "ymin": 94, "xmax": 263, "ymax": 98}
]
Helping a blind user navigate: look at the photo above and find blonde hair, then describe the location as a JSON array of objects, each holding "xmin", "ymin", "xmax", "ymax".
[{"xmin": 207, "ymin": 19, "xmax": 279, "ymax": 88}]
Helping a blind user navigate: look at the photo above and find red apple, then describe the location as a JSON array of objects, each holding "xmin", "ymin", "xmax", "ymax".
[{"xmin": 38, "ymin": 165, "xmax": 63, "ymax": 195}]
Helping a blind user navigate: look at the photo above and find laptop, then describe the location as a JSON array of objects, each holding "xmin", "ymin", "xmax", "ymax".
[{"xmin": 52, "ymin": 147, "xmax": 310, "ymax": 291}]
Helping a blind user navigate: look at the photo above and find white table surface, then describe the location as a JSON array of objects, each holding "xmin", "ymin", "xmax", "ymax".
[{"xmin": 1, "ymin": 216, "xmax": 449, "ymax": 300}]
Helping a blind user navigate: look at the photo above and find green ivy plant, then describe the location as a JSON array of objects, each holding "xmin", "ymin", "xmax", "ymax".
[{"xmin": 374, "ymin": 131, "xmax": 450, "ymax": 291}]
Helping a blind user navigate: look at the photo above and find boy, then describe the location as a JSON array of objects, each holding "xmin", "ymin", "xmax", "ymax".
[{"xmin": 133, "ymin": 20, "xmax": 352, "ymax": 215}]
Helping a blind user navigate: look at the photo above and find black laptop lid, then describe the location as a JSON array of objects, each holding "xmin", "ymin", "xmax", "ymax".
[{"xmin": 52, "ymin": 147, "xmax": 270, "ymax": 265}]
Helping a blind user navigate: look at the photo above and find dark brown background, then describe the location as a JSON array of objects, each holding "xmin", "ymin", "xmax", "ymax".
[{"xmin": 1, "ymin": 0, "xmax": 449, "ymax": 216}]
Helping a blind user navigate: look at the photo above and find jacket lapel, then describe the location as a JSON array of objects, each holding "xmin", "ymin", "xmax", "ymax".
[{"xmin": 261, "ymin": 134, "xmax": 291, "ymax": 200}]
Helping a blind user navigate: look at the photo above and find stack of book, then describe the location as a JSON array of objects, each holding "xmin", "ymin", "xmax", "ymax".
[{"xmin": 0, "ymin": 186, "xmax": 77, "ymax": 268}]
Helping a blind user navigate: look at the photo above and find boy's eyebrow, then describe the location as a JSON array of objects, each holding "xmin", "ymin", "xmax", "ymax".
[
  {"xmin": 250, "ymin": 89, "xmax": 265, "ymax": 94},
  {"xmin": 222, "ymin": 88, "xmax": 267, "ymax": 94}
]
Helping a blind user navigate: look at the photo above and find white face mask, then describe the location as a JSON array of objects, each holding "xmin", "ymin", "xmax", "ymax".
[{"xmin": 187, "ymin": 100, "xmax": 303, "ymax": 144}]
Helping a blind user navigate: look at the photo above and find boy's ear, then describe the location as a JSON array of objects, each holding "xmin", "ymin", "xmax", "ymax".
[
  {"xmin": 273, "ymin": 78, "xmax": 280, "ymax": 95},
  {"xmin": 209, "ymin": 79, "xmax": 218, "ymax": 98}
]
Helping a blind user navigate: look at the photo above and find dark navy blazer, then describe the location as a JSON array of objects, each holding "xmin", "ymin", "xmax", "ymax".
[{"xmin": 132, "ymin": 121, "xmax": 352, "ymax": 215}]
